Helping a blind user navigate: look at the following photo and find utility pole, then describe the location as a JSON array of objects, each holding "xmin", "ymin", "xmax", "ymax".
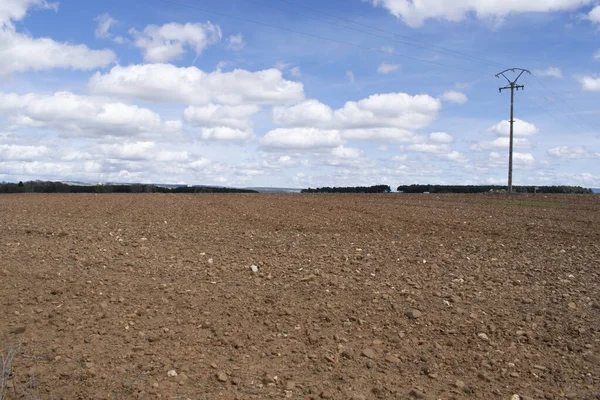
[{"xmin": 495, "ymin": 68, "xmax": 530, "ymax": 194}]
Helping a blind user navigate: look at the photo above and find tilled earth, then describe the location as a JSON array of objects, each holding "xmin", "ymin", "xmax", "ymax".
[{"xmin": 1, "ymin": 193, "xmax": 599, "ymax": 400}]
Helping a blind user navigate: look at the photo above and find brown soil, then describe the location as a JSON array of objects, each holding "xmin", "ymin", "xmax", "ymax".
[{"xmin": 1, "ymin": 193, "xmax": 599, "ymax": 400}]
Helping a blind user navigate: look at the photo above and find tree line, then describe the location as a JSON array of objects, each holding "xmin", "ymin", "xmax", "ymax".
[
  {"xmin": 0, "ymin": 181, "xmax": 258, "ymax": 194},
  {"xmin": 395, "ymin": 185, "xmax": 593, "ymax": 194},
  {"xmin": 301, "ymin": 185, "xmax": 392, "ymax": 193},
  {"xmin": 301, "ymin": 184, "xmax": 593, "ymax": 194}
]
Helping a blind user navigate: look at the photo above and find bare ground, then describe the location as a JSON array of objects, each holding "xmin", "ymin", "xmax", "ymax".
[{"xmin": 1, "ymin": 193, "xmax": 599, "ymax": 400}]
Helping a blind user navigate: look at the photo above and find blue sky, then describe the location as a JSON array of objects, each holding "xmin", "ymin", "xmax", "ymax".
[{"xmin": 0, "ymin": 0, "xmax": 599, "ymax": 188}]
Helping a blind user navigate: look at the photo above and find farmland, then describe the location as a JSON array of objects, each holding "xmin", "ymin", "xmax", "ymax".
[{"xmin": 1, "ymin": 194, "xmax": 599, "ymax": 399}]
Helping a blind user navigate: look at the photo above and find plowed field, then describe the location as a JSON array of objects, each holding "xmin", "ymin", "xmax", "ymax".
[{"xmin": 1, "ymin": 194, "xmax": 599, "ymax": 400}]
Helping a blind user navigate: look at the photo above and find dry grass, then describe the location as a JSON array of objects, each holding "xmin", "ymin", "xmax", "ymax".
[{"xmin": 0, "ymin": 336, "xmax": 21, "ymax": 400}]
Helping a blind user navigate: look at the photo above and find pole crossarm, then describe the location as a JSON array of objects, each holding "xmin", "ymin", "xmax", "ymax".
[{"xmin": 495, "ymin": 68, "xmax": 530, "ymax": 194}]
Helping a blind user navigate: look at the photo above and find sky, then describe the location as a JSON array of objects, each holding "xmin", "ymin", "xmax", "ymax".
[{"xmin": 0, "ymin": 0, "xmax": 599, "ymax": 189}]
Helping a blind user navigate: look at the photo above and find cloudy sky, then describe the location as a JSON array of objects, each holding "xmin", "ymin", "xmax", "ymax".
[{"xmin": 0, "ymin": 0, "xmax": 599, "ymax": 188}]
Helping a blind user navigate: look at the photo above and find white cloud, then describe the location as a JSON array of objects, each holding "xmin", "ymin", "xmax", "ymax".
[
  {"xmin": 429, "ymin": 132, "xmax": 454, "ymax": 143},
  {"xmin": 369, "ymin": 0, "xmax": 595, "ymax": 27},
  {"xmin": 184, "ymin": 104, "xmax": 260, "ymax": 129},
  {"xmin": 547, "ymin": 145, "xmax": 591, "ymax": 159},
  {"xmin": 274, "ymin": 61, "xmax": 291, "ymax": 71},
  {"xmin": 578, "ymin": 75, "xmax": 600, "ymax": 91},
  {"xmin": 94, "ymin": 13, "xmax": 117, "ymax": 39},
  {"xmin": 377, "ymin": 62, "xmax": 400, "ymax": 74},
  {"xmin": 0, "ymin": 144, "xmax": 48, "ymax": 160},
  {"xmin": 189, "ymin": 157, "xmax": 212, "ymax": 170},
  {"xmin": 226, "ymin": 33, "xmax": 245, "ymax": 50},
  {"xmin": 326, "ymin": 146, "xmax": 371, "ymax": 167},
  {"xmin": 0, "ymin": 91, "xmax": 181, "ymax": 138},
  {"xmin": 261, "ymin": 128, "xmax": 344, "ymax": 150},
  {"xmin": 514, "ymin": 152, "xmax": 536, "ymax": 164},
  {"xmin": 334, "ymin": 93, "xmax": 440, "ymax": 130},
  {"xmin": 61, "ymin": 150, "xmax": 92, "ymax": 161},
  {"xmin": 200, "ymin": 127, "xmax": 254, "ymax": 142},
  {"xmin": 441, "ymin": 90, "xmax": 468, "ymax": 104},
  {"xmin": 588, "ymin": 5, "xmax": 600, "ymax": 23},
  {"xmin": 0, "ymin": 25, "xmax": 115, "ymax": 76},
  {"xmin": 331, "ymin": 145, "xmax": 363, "ymax": 159},
  {"xmin": 130, "ymin": 22, "xmax": 222, "ymax": 62},
  {"xmin": 0, "ymin": 2, "xmax": 114, "ymax": 76},
  {"xmin": 99, "ymin": 141, "xmax": 156, "ymax": 161},
  {"xmin": 488, "ymin": 151, "xmax": 536, "ymax": 167},
  {"xmin": 0, "ymin": 0, "xmax": 57, "ymax": 27},
  {"xmin": 342, "ymin": 128, "xmax": 422, "ymax": 142},
  {"xmin": 405, "ymin": 143, "xmax": 452, "ymax": 153},
  {"xmin": 446, "ymin": 151, "xmax": 468, "ymax": 163},
  {"xmin": 594, "ymin": 50, "xmax": 600, "ymax": 60},
  {"xmin": 89, "ymin": 64, "xmax": 305, "ymax": 106},
  {"xmin": 272, "ymin": 93, "xmax": 440, "ymax": 143},
  {"xmin": 487, "ymin": 118, "xmax": 539, "ymax": 137},
  {"xmin": 533, "ymin": 67, "xmax": 563, "ymax": 78},
  {"xmin": 272, "ymin": 100, "xmax": 333, "ymax": 127},
  {"xmin": 471, "ymin": 137, "xmax": 531, "ymax": 151},
  {"xmin": 346, "ymin": 71, "xmax": 355, "ymax": 83},
  {"xmin": 290, "ymin": 66, "xmax": 302, "ymax": 78}
]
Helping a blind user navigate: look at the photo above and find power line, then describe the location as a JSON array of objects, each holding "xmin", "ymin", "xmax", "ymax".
[
  {"xmin": 529, "ymin": 75, "xmax": 598, "ymax": 135},
  {"xmin": 243, "ymin": 0, "xmax": 503, "ymax": 69},
  {"xmin": 270, "ymin": 0, "xmax": 507, "ymax": 69},
  {"xmin": 156, "ymin": 0, "xmax": 480, "ymax": 72}
]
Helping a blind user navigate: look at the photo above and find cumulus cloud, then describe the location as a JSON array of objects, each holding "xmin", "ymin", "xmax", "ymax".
[
  {"xmin": 98, "ymin": 141, "xmax": 190, "ymax": 162},
  {"xmin": 405, "ymin": 143, "xmax": 452, "ymax": 153},
  {"xmin": 0, "ymin": 0, "xmax": 57, "ymax": 27},
  {"xmin": 0, "ymin": 91, "xmax": 181, "ymax": 138},
  {"xmin": 377, "ymin": 62, "xmax": 400, "ymax": 74},
  {"xmin": 346, "ymin": 71, "xmax": 355, "ymax": 83},
  {"xmin": 488, "ymin": 151, "xmax": 536, "ymax": 167},
  {"xmin": 326, "ymin": 146, "xmax": 371, "ymax": 167},
  {"xmin": 547, "ymin": 145, "xmax": 591, "ymax": 159},
  {"xmin": 0, "ymin": 144, "xmax": 49, "ymax": 160},
  {"xmin": 272, "ymin": 100, "xmax": 333, "ymax": 127},
  {"xmin": 271, "ymin": 93, "xmax": 440, "ymax": 144},
  {"xmin": 446, "ymin": 151, "xmax": 468, "ymax": 163},
  {"xmin": 226, "ymin": 33, "xmax": 245, "ymax": 50},
  {"xmin": 261, "ymin": 128, "xmax": 344, "ymax": 150},
  {"xmin": 471, "ymin": 137, "xmax": 531, "ymax": 151},
  {"xmin": 429, "ymin": 132, "xmax": 454, "ymax": 143},
  {"xmin": 331, "ymin": 145, "xmax": 363, "ymax": 159},
  {"xmin": 184, "ymin": 104, "xmax": 260, "ymax": 129},
  {"xmin": 588, "ymin": 5, "xmax": 600, "ymax": 23},
  {"xmin": 533, "ymin": 67, "xmax": 563, "ymax": 78},
  {"xmin": 89, "ymin": 64, "xmax": 305, "ymax": 106},
  {"xmin": 130, "ymin": 22, "xmax": 222, "ymax": 62},
  {"xmin": 200, "ymin": 127, "xmax": 254, "ymax": 142},
  {"xmin": 441, "ymin": 90, "xmax": 468, "ymax": 104},
  {"xmin": 578, "ymin": 75, "xmax": 600, "ymax": 91},
  {"xmin": 487, "ymin": 118, "xmax": 539, "ymax": 137},
  {"xmin": 342, "ymin": 128, "xmax": 422, "ymax": 142},
  {"xmin": 0, "ymin": 23, "xmax": 115, "ymax": 76},
  {"xmin": 369, "ymin": 0, "xmax": 595, "ymax": 27},
  {"xmin": 334, "ymin": 93, "xmax": 440, "ymax": 130}
]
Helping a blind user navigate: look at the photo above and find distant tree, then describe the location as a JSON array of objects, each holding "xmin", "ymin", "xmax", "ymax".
[{"xmin": 302, "ymin": 185, "xmax": 391, "ymax": 194}]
